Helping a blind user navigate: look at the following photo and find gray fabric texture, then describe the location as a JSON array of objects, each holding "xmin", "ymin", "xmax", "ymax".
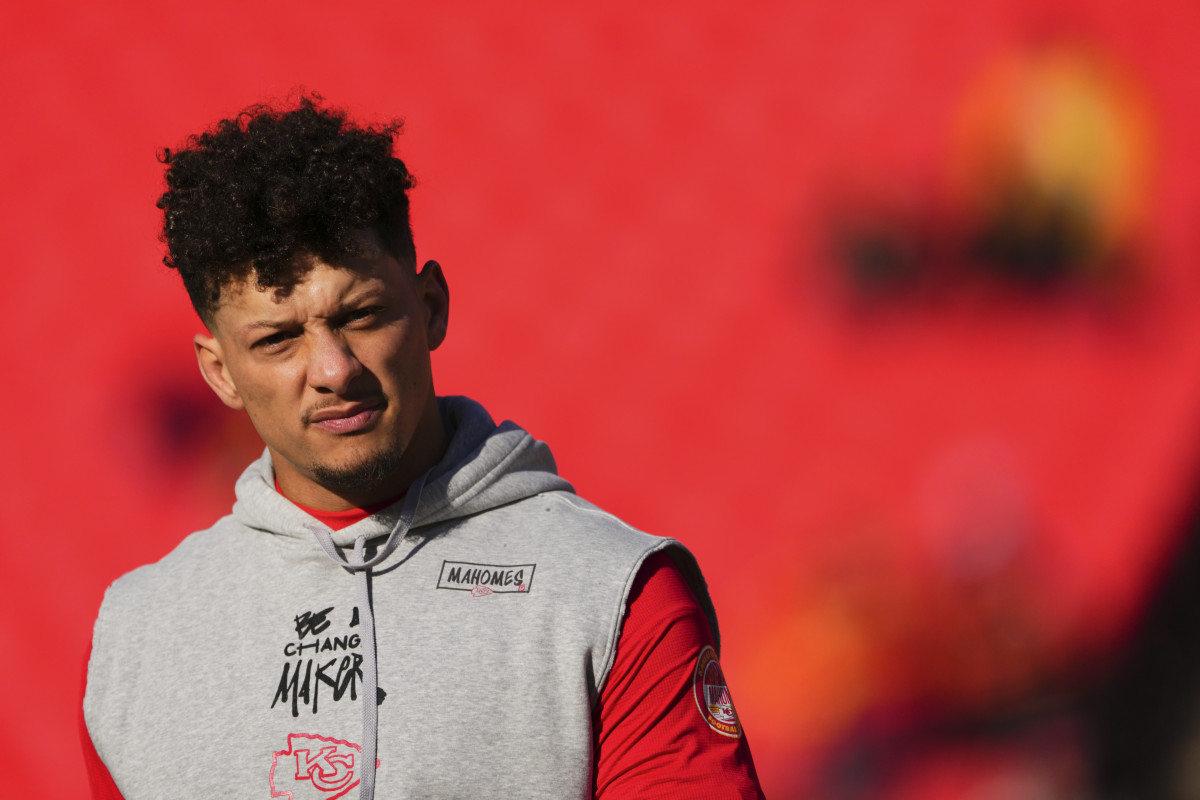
[{"xmin": 84, "ymin": 396, "xmax": 717, "ymax": 799}]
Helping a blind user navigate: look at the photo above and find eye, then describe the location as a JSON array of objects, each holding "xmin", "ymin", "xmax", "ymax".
[
  {"xmin": 252, "ymin": 330, "xmax": 296, "ymax": 350},
  {"xmin": 344, "ymin": 306, "xmax": 384, "ymax": 325}
]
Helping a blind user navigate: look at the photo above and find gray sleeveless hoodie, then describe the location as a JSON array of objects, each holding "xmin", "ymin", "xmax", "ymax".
[{"xmin": 85, "ymin": 396, "xmax": 717, "ymax": 800}]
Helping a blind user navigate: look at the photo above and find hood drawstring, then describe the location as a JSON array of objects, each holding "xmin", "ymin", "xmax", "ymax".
[{"xmin": 309, "ymin": 473, "xmax": 426, "ymax": 800}]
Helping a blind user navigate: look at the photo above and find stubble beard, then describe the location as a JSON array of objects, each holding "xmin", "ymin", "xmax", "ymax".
[{"xmin": 309, "ymin": 447, "xmax": 403, "ymax": 496}]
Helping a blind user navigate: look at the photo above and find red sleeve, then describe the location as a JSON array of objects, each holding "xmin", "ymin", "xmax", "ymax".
[
  {"xmin": 81, "ymin": 644, "xmax": 127, "ymax": 800},
  {"xmin": 594, "ymin": 551, "xmax": 765, "ymax": 799}
]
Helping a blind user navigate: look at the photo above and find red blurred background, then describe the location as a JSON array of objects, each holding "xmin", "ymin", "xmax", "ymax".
[{"xmin": 3, "ymin": 1, "xmax": 1200, "ymax": 797}]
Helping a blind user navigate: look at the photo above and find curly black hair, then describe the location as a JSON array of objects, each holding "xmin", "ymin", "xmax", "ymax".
[{"xmin": 157, "ymin": 94, "xmax": 416, "ymax": 325}]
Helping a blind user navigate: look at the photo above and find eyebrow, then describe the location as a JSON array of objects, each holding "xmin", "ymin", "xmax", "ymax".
[
  {"xmin": 237, "ymin": 286, "xmax": 387, "ymax": 336},
  {"xmin": 241, "ymin": 320, "xmax": 293, "ymax": 335}
]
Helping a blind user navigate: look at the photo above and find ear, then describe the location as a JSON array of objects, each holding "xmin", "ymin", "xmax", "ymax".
[
  {"xmin": 194, "ymin": 332, "xmax": 246, "ymax": 410},
  {"xmin": 417, "ymin": 260, "xmax": 450, "ymax": 351}
]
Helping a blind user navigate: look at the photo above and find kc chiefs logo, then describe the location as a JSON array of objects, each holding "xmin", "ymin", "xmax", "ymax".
[{"xmin": 269, "ymin": 733, "xmax": 378, "ymax": 800}]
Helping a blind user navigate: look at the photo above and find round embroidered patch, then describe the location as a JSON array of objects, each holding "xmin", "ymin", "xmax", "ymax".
[{"xmin": 692, "ymin": 645, "xmax": 743, "ymax": 738}]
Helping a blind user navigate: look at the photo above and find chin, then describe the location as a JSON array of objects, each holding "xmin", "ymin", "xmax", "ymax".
[{"xmin": 309, "ymin": 448, "xmax": 402, "ymax": 495}]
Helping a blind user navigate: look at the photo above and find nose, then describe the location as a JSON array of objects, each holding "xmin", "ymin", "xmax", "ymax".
[{"xmin": 306, "ymin": 330, "xmax": 363, "ymax": 393}]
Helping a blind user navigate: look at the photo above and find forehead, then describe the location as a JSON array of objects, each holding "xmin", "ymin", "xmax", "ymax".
[{"xmin": 211, "ymin": 245, "xmax": 411, "ymax": 334}]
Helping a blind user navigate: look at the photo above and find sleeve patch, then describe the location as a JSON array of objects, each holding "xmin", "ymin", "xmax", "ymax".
[{"xmin": 692, "ymin": 645, "xmax": 743, "ymax": 738}]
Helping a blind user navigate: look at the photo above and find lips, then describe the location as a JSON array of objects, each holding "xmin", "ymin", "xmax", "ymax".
[{"xmin": 307, "ymin": 400, "xmax": 384, "ymax": 433}]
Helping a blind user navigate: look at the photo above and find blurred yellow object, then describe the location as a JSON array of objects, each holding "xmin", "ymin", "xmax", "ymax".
[{"xmin": 949, "ymin": 42, "xmax": 1155, "ymax": 268}]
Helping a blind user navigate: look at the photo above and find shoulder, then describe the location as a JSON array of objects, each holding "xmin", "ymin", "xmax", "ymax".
[
  {"xmin": 85, "ymin": 514, "xmax": 286, "ymax": 701},
  {"xmin": 92, "ymin": 515, "xmax": 273, "ymax": 641},
  {"xmin": 542, "ymin": 492, "xmax": 723, "ymax": 649},
  {"xmin": 480, "ymin": 490, "xmax": 705, "ymax": 592},
  {"xmin": 492, "ymin": 489, "xmax": 722, "ymax": 671},
  {"xmin": 100, "ymin": 517, "xmax": 242, "ymax": 599},
  {"xmin": 526, "ymin": 491, "xmax": 665, "ymax": 547}
]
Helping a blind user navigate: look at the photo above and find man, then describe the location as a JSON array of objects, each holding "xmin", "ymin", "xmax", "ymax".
[{"xmin": 83, "ymin": 95, "xmax": 764, "ymax": 799}]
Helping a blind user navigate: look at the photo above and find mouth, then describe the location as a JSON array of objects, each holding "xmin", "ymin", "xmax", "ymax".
[{"xmin": 307, "ymin": 400, "xmax": 385, "ymax": 434}]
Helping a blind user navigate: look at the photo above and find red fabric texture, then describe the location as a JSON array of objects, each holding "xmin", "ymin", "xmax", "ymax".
[
  {"xmin": 595, "ymin": 551, "xmax": 765, "ymax": 799},
  {"xmin": 275, "ymin": 480, "xmax": 403, "ymax": 529}
]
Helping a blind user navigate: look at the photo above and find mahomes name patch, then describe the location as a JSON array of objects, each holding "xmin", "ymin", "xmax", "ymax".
[{"xmin": 437, "ymin": 561, "xmax": 536, "ymax": 594}]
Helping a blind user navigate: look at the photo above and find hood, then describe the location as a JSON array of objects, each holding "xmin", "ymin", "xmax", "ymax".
[
  {"xmin": 231, "ymin": 395, "xmax": 574, "ymax": 548},
  {"xmin": 232, "ymin": 395, "xmax": 578, "ymax": 800}
]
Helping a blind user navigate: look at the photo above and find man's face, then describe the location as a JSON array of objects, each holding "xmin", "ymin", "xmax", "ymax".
[{"xmin": 194, "ymin": 231, "xmax": 449, "ymax": 510}]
